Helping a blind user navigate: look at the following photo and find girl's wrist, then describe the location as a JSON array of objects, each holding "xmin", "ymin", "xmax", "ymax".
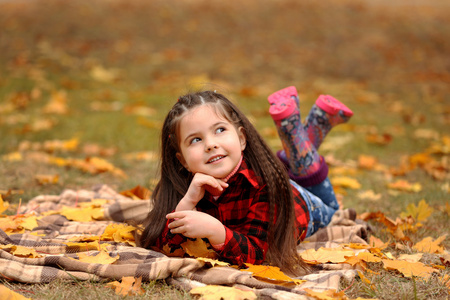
[
  {"xmin": 207, "ymin": 222, "xmax": 226, "ymax": 245},
  {"xmin": 175, "ymin": 196, "xmax": 198, "ymax": 211}
]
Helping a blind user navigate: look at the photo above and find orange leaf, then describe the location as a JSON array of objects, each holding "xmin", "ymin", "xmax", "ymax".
[
  {"xmin": 358, "ymin": 155, "xmax": 377, "ymax": 170},
  {"xmin": 304, "ymin": 288, "xmax": 348, "ymax": 300},
  {"xmin": 119, "ymin": 185, "xmax": 152, "ymax": 200},
  {"xmin": 0, "ymin": 284, "xmax": 31, "ymax": 299},
  {"xmin": 382, "ymin": 259, "xmax": 437, "ymax": 279},
  {"xmin": 190, "ymin": 285, "xmax": 257, "ymax": 300},
  {"xmin": 413, "ymin": 235, "xmax": 447, "ymax": 254},
  {"xmin": 106, "ymin": 276, "xmax": 144, "ymax": 296},
  {"xmin": 345, "ymin": 252, "xmax": 382, "ymax": 266},
  {"xmin": 330, "ymin": 176, "xmax": 361, "ymax": 189},
  {"xmin": 244, "ymin": 263, "xmax": 305, "ymax": 285},
  {"xmin": 368, "ymin": 236, "xmax": 389, "ymax": 249},
  {"xmin": 181, "ymin": 238, "xmax": 218, "ymax": 259},
  {"xmin": 77, "ymin": 251, "xmax": 119, "ymax": 264},
  {"xmin": 300, "ymin": 247, "xmax": 354, "ymax": 264},
  {"xmin": 34, "ymin": 174, "xmax": 59, "ymax": 185},
  {"xmin": 0, "ymin": 195, "xmax": 9, "ymax": 214},
  {"xmin": 400, "ymin": 199, "xmax": 433, "ymax": 221},
  {"xmin": 387, "ymin": 180, "xmax": 422, "ymax": 193}
]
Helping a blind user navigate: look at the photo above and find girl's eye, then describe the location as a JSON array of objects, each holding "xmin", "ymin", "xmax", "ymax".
[
  {"xmin": 190, "ymin": 137, "xmax": 201, "ymax": 144},
  {"xmin": 216, "ymin": 127, "xmax": 225, "ymax": 134}
]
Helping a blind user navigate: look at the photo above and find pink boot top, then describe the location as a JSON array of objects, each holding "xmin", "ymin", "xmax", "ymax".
[{"xmin": 315, "ymin": 95, "xmax": 353, "ymax": 117}]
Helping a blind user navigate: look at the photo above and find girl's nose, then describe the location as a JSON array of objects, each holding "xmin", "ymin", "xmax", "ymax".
[{"xmin": 205, "ymin": 141, "xmax": 218, "ymax": 152}]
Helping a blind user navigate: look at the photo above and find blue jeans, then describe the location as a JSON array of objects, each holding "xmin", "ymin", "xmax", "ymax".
[{"xmin": 291, "ymin": 177, "xmax": 339, "ymax": 237}]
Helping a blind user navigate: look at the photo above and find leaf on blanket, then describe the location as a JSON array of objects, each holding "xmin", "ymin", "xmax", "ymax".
[
  {"xmin": 0, "ymin": 218, "xmax": 23, "ymax": 234},
  {"xmin": 0, "ymin": 284, "xmax": 31, "ymax": 300},
  {"xmin": 412, "ymin": 235, "xmax": 447, "ymax": 254},
  {"xmin": 161, "ymin": 244, "xmax": 185, "ymax": 257},
  {"xmin": 244, "ymin": 263, "xmax": 305, "ymax": 286},
  {"xmin": 400, "ymin": 199, "xmax": 433, "ymax": 222},
  {"xmin": 304, "ymin": 288, "xmax": 348, "ymax": 300},
  {"xmin": 60, "ymin": 206, "xmax": 103, "ymax": 222},
  {"xmin": 101, "ymin": 223, "xmax": 137, "ymax": 247},
  {"xmin": 0, "ymin": 195, "xmax": 9, "ymax": 214},
  {"xmin": 65, "ymin": 240, "xmax": 101, "ymax": 251},
  {"xmin": 106, "ymin": 276, "xmax": 144, "ymax": 296},
  {"xmin": 18, "ymin": 215, "xmax": 39, "ymax": 231},
  {"xmin": 0, "ymin": 244, "xmax": 42, "ymax": 258},
  {"xmin": 119, "ymin": 185, "xmax": 152, "ymax": 200},
  {"xmin": 190, "ymin": 285, "xmax": 257, "ymax": 300},
  {"xmin": 382, "ymin": 259, "xmax": 437, "ymax": 279},
  {"xmin": 77, "ymin": 250, "xmax": 119, "ymax": 264},
  {"xmin": 181, "ymin": 238, "xmax": 218, "ymax": 259},
  {"xmin": 197, "ymin": 257, "xmax": 230, "ymax": 267},
  {"xmin": 300, "ymin": 248, "xmax": 355, "ymax": 264},
  {"xmin": 68, "ymin": 235, "xmax": 100, "ymax": 242}
]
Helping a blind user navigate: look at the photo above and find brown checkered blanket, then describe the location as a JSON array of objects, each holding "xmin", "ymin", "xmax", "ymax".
[{"xmin": 0, "ymin": 185, "xmax": 369, "ymax": 299}]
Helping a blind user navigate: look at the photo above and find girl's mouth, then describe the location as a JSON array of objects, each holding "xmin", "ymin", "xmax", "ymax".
[{"xmin": 207, "ymin": 155, "xmax": 225, "ymax": 163}]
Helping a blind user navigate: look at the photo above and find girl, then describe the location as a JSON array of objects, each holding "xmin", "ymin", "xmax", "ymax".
[{"xmin": 139, "ymin": 88, "xmax": 352, "ymax": 275}]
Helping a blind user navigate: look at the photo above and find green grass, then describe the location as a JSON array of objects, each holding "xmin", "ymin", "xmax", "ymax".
[{"xmin": 0, "ymin": 0, "xmax": 449, "ymax": 299}]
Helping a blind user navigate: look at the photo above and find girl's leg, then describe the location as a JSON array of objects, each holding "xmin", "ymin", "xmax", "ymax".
[
  {"xmin": 268, "ymin": 86, "xmax": 321, "ymax": 177},
  {"xmin": 304, "ymin": 95, "xmax": 353, "ymax": 149},
  {"xmin": 291, "ymin": 180, "xmax": 338, "ymax": 237}
]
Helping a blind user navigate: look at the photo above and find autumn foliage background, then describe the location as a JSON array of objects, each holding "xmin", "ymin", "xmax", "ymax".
[{"xmin": 0, "ymin": 0, "xmax": 449, "ymax": 299}]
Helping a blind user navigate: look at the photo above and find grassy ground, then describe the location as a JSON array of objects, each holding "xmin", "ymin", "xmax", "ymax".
[{"xmin": 0, "ymin": 0, "xmax": 449, "ymax": 299}]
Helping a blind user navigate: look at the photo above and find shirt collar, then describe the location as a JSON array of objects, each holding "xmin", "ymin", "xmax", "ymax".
[{"xmin": 226, "ymin": 157, "xmax": 261, "ymax": 188}]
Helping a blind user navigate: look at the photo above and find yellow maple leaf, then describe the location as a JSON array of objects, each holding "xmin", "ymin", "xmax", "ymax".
[
  {"xmin": 0, "ymin": 244, "xmax": 42, "ymax": 258},
  {"xmin": 397, "ymin": 253, "xmax": 423, "ymax": 263},
  {"xmin": 0, "ymin": 284, "xmax": 31, "ymax": 300},
  {"xmin": 387, "ymin": 180, "xmax": 422, "ymax": 193},
  {"xmin": 18, "ymin": 215, "xmax": 38, "ymax": 231},
  {"xmin": 190, "ymin": 285, "xmax": 257, "ymax": 300},
  {"xmin": 300, "ymin": 248, "xmax": 354, "ymax": 264},
  {"xmin": 0, "ymin": 217, "xmax": 23, "ymax": 234},
  {"xmin": 101, "ymin": 224, "xmax": 137, "ymax": 246},
  {"xmin": 196, "ymin": 257, "xmax": 230, "ymax": 267},
  {"xmin": 65, "ymin": 240, "xmax": 100, "ymax": 251},
  {"xmin": 60, "ymin": 206, "xmax": 103, "ymax": 222},
  {"xmin": 330, "ymin": 176, "xmax": 361, "ymax": 189},
  {"xmin": 382, "ymin": 259, "xmax": 437, "ymax": 279},
  {"xmin": 304, "ymin": 288, "xmax": 348, "ymax": 300},
  {"xmin": 400, "ymin": 199, "xmax": 433, "ymax": 221},
  {"xmin": 106, "ymin": 276, "xmax": 144, "ymax": 296},
  {"xmin": 244, "ymin": 263, "xmax": 305, "ymax": 285},
  {"xmin": 413, "ymin": 235, "xmax": 447, "ymax": 254},
  {"xmin": 345, "ymin": 252, "xmax": 382, "ymax": 267},
  {"xmin": 77, "ymin": 251, "xmax": 119, "ymax": 264},
  {"xmin": 119, "ymin": 185, "xmax": 152, "ymax": 200},
  {"xmin": 0, "ymin": 195, "xmax": 9, "ymax": 214},
  {"xmin": 181, "ymin": 238, "xmax": 218, "ymax": 259},
  {"xmin": 368, "ymin": 236, "xmax": 389, "ymax": 249}
]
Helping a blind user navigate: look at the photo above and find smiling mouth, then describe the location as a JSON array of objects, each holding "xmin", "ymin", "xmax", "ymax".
[{"xmin": 207, "ymin": 155, "xmax": 225, "ymax": 163}]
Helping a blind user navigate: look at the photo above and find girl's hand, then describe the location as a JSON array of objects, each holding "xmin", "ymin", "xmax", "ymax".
[
  {"xmin": 176, "ymin": 173, "xmax": 228, "ymax": 211},
  {"xmin": 166, "ymin": 210, "xmax": 226, "ymax": 245}
]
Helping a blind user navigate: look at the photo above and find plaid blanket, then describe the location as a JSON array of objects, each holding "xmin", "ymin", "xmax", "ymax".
[{"xmin": 0, "ymin": 185, "xmax": 369, "ymax": 299}]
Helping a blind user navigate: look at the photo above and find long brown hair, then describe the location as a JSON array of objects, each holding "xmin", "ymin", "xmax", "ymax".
[{"xmin": 138, "ymin": 90, "xmax": 309, "ymax": 275}]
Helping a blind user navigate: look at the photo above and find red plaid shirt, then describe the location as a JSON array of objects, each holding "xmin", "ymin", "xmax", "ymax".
[{"xmin": 155, "ymin": 159, "xmax": 310, "ymax": 266}]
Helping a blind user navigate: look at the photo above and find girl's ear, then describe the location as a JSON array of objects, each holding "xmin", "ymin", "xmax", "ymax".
[
  {"xmin": 176, "ymin": 152, "xmax": 189, "ymax": 171},
  {"xmin": 238, "ymin": 127, "xmax": 247, "ymax": 151}
]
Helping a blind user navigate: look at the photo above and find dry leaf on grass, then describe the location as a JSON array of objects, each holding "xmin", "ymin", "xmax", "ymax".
[
  {"xmin": 190, "ymin": 285, "xmax": 257, "ymax": 300},
  {"xmin": 413, "ymin": 235, "xmax": 447, "ymax": 254},
  {"xmin": 387, "ymin": 180, "xmax": 422, "ymax": 193},
  {"xmin": 382, "ymin": 259, "xmax": 437, "ymax": 279},
  {"xmin": 300, "ymin": 247, "xmax": 354, "ymax": 264},
  {"xmin": 0, "ymin": 284, "xmax": 31, "ymax": 300},
  {"xmin": 330, "ymin": 176, "xmax": 361, "ymax": 189},
  {"xmin": 106, "ymin": 276, "xmax": 144, "ymax": 296},
  {"xmin": 400, "ymin": 199, "xmax": 433, "ymax": 221}
]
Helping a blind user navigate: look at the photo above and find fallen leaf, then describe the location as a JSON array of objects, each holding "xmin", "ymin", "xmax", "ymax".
[
  {"xmin": 77, "ymin": 251, "xmax": 119, "ymax": 264},
  {"xmin": 181, "ymin": 238, "xmax": 218, "ymax": 259},
  {"xmin": 60, "ymin": 206, "xmax": 103, "ymax": 222},
  {"xmin": 366, "ymin": 133, "xmax": 392, "ymax": 145},
  {"xmin": 382, "ymin": 259, "xmax": 437, "ymax": 279},
  {"xmin": 0, "ymin": 244, "xmax": 42, "ymax": 258},
  {"xmin": 106, "ymin": 276, "xmax": 144, "ymax": 296},
  {"xmin": 190, "ymin": 285, "xmax": 257, "ymax": 300},
  {"xmin": 413, "ymin": 235, "xmax": 447, "ymax": 254},
  {"xmin": 0, "ymin": 195, "xmax": 9, "ymax": 214},
  {"xmin": 330, "ymin": 176, "xmax": 361, "ymax": 189},
  {"xmin": 42, "ymin": 90, "xmax": 69, "ymax": 114},
  {"xmin": 101, "ymin": 224, "xmax": 137, "ymax": 246},
  {"xmin": 197, "ymin": 257, "xmax": 230, "ymax": 267},
  {"xmin": 1, "ymin": 151, "xmax": 23, "ymax": 162},
  {"xmin": 400, "ymin": 199, "xmax": 433, "ymax": 221},
  {"xmin": 397, "ymin": 253, "xmax": 423, "ymax": 263},
  {"xmin": 244, "ymin": 264, "xmax": 305, "ymax": 285},
  {"xmin": 119, "ymin": 185, "xmax": 152, "ymax": 200},
  {"xmin": 368, "ymin": 236, "xmax": 389, "ymax": 249},
  {"xmin": 357, "ymin": 190, "xmax": 381, "ymax": 201},
  {"xmin": 304, "ymin": 288, "xmax": 348, "ymax": 300},
  {"xmin": 358, "ymin": 155, "xmax": 377, "ymax": 170},
  {"xmin": 34, "ymin": 174, "xmax": 59, "ymax": 185},
  {"xmin": 387, "ymin": 180, "xmax": 422, "ymax": 193},
  {"xmin": 0, "ymin": 284, "xmax": 31, "ymax": 299},
  {"xmin": 300, "ymin": 247, "xmax": 354, "ymax": 264}
]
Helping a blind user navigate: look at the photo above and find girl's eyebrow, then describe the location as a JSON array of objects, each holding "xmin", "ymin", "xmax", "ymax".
[{"xmin": 182, "ymin": 121, "xmax": 229, "ymax": 144}]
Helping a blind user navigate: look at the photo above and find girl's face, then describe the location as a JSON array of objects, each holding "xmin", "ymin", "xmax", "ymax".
[{"xmin": 176, "ymin": 105, "xmax": 246, "ymax": 179}]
